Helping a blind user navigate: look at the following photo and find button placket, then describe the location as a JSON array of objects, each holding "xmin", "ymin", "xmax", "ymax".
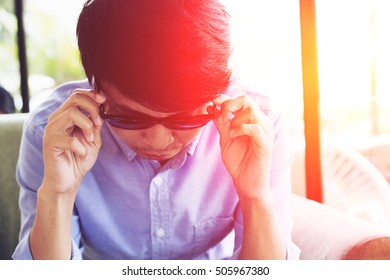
[
  {"xmin": 154, "ymin": 176, "xmax": 163, "ymax": 186},
  {"xmin": 149, "ymin": 173, "xmax": 171, "ymax": 259}
]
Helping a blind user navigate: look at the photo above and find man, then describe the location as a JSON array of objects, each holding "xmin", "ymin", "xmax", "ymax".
[{"xmin": 13, "ymin": 0, "xmax": 299, "ymax": 259}]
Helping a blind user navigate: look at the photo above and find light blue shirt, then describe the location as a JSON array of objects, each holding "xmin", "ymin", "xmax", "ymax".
[{"xmin": 13, "ymin": 80, "xmax": 300, "ymax": 260}]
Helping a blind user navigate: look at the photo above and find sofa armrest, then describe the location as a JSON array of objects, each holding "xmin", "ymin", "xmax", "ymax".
[
  {"xmin": 343, "ymin": 237, "xmax": 390, "ymax": 259},
  {"xmin": 291, "ymin": 194, "xmax": 390, "ymax": 259}
]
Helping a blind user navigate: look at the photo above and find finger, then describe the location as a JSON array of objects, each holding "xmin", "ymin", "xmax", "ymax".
[
  {"xmin": 212, "ymin": 103, "xmax": 231, "ymax": 147},
  {"xmin": 72, "ymin": 88, "xmax": 106, "ymax": 103},
  {"xmin": 212, "ymin": 94, "xmax": 231, "ymax": 105},
  {"xmin": 229, "ymin": 107, "xmax": 256, "ymax": 128},
  {"xmin": 62, "ymin": 105, "xmax": 105, "ymax": 148},
  {"xmin": 46, "ymin": 134, "xmax": 87, "ymax": 157},
  {"xmin": 232, "ymin": 112, "xmax": 274, "ymax": 138},
  {"xmin": 229, "ymin": 123, "xmax": 263, "ymax": 139},
  {"xmin": 228, "ymin": 124, "xmax": 268, "ymax": 154},
  {"xmin": 64, "ymin": 136, "xmax": 87, "ymax": 157},
  {"xmin": 68, "ymin": 90, "xmax": 105, "ymax": 126},
  {"xmin": 49, "ymin": 89, "xmax": 105, "ymax": 126},
  {"xmin": 49, "ymin": 107, "xmax": 97, "ymax": 143},
  {"xmin": 74, "ymin": 115, "xmax": 105, "ymax": 150},
  {"xmin": 214, "ymin": 95, "xmax": 255, "ymax": 124},
  {"xmin": 213, "ymin": 96, "xmax": 246, "ymax": 147},
  {"xmin": 226, "ymin": 97, "xmax": 274, "ymax": 126},
  {"xmin": 217, "ymin": 95, "xmax": 248, "ymax": 111},
  {"xmin": 214, "ymin": 95, "xmax": 254, "ymax": 143},
  {"xmin": 230, "ymin": 123, "xmax": 274, "ymax": 152}
]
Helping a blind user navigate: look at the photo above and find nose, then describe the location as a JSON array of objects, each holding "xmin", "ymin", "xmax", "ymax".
[{"xmin": 142, "ymin": 124, "xmax": 174, "ymax": 150}]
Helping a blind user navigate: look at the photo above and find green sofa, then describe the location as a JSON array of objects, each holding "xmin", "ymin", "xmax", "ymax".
[
  {"xmin": 1, "ymin": 113, "xmax": 390, "ymax": 260},
  {"xmin": 0, "ymin": 113, "xmax": 26, "ymax": 259}
]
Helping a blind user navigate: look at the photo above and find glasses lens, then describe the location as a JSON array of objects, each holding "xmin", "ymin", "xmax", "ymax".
[
  {"xmin": 106, "ymin": 118, "xmax": 154, "ymax": 130},
  {"xmin": 166, "ymin": 115, "xmax": 213, "ymax": 130},
  {"xmin": 107, "ymin": 116, "xmax": 212, "ymax": 130},
  {"xmin": 101, "ymin": 102, "xmax": 214, "ymax": 130}
]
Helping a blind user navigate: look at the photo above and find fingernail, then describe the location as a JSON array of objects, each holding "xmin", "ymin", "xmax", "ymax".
[
  {"xmin": 96, "ymin": 93, "xmax": 106, "ymax": 102},
  {"xmin": 96, "ymin": 115, "xmax": 103, "ymax": 125},
  {"xmin": 89, "ymin": 133, "xmax": 95, "ymax": 142},
  {"xmin": 206, "ymin": 105, "xmax": 214, "ymax": 114}
]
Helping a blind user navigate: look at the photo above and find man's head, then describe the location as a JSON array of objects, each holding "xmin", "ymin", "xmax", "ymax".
[
  {"xmin": 77, "ymin": 0, "xmax": 232, "ymax": 112},
  {"xmin": 0, "ymin": 85, "xmax": 16, "ymax": 114}
]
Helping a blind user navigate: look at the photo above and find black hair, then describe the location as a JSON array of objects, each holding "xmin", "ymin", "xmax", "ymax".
[
  {"xmin": 77, "ymin": 0, "xmax": 232, "ymax": 112},
  {"xmin": 0, "ymin": 85, "xmax": 16, "ymax": 114}
]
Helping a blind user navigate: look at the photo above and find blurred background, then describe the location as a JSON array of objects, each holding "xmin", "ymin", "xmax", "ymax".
[
  {"xmin": 1, "ymin": 0, "xmax": 390, "ymax": 226},
  {"xmin": 0, "ymin": 0, "xmax": 84, "ymax": 110}
]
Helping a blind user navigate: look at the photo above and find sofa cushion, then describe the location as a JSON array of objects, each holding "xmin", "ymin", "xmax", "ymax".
[
  {"xmin": 0, "ymin": 113, "xmax": 28, "ymax": 259},
  {"xmin": 291, "ymin": 194, "xmax": 390, "ymax": 259}
]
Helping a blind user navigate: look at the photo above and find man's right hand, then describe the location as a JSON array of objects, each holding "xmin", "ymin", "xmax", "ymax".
[
  {"xmin": 41, "ymin": 89, "xmax": 106, "ymax": 196},
  {"xmin": 30, "ymin": 88, "xmax": 106, "ymax": 259}
]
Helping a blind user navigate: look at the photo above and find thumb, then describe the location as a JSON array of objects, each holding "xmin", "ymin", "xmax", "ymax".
[
  {"xmin": 213, "ymin": 106, "xmax": 232, "ymax": 148},
  {"xmin": 212, "ymin": 94, "xmax": 232, "ymax": 147},
  {"xmin": 92, "ymin": 115, "xmax": 105, "ymax": 149}
]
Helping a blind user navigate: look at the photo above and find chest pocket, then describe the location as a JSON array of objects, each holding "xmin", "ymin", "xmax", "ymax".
[{"xmin": 191, "ymin": 216, "xmax": 235, "ymax": 259}]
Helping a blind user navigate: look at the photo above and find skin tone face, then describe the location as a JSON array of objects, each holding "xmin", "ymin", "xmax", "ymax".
[{"xmin": 99, "ymin": 81, "xmax": 210, "ymax": 163}]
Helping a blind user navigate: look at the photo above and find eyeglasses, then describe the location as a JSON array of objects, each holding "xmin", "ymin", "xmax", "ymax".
[{"xmin": 99, "ymin": 104, "xmax": 215, "ymax": 130}]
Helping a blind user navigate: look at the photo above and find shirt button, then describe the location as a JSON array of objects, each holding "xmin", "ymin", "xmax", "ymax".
[
  {"xmin": 156, "ymin": 228, "xmax": 165, "ymax": 238},
  {"xmin": 154, "ymin": 176, "xmax": 163, "ymax": 186}
]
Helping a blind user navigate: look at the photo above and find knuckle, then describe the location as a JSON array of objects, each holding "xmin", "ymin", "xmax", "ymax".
[
  {"xmin": 67, "ymin": 106, "xmax": 81, "ymax": 117},
  {"xmin": 44, "ymin": 121, "xmax": 53, "ymax": 133},
  {"xmin": 71, "ymin": 89, "xmax": 80, "ymax": 95},
  {"xmin": 42, "ymin": 130, "xmax": 51, "ymax": 145},
  {"xmin": 71, "ymin": 88, "xmax": 86, "ymax": 96},
  {"xmin": 239, "ymin": 94, "xmax": 251, "ymax": 105},
  {"xmin": 44, "ymin": 118, "xmax": 59, "ymax": 134},
  {"xmin": 237, "ymin": 94, "xmax": 245, "ymax": 100},
  {"xmin": 70, "ymin": 90, "xmax": 90, "ymax": 104},
  {"xmin": 245, "ymin": 106, "xmax": 255, "ymax": 115},
  {"xmin": 241, "ymin": 94, "xmax": 249, "ymax": 101}
]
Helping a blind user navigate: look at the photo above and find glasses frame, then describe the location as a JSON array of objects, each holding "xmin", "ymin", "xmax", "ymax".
[{"xmin": 99, "ymin": 104, "xmax": 215, "ymax": 130}]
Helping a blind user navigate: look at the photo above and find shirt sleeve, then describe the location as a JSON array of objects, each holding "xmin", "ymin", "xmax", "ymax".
[
  {"xmin": 269, "ymin": 107, "xmax": 301, "ymax": 259},
  {"xmin": 12, "ymin": 112, "xmax": 84, "ymax": 260}
]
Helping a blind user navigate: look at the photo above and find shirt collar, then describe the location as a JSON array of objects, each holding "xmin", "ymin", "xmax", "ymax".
[
  {"xmin": 105, "ymin": 124, "xmax": 137, "ymax": 161},
  {"xmin": 185, "ymin": 126, "xmax": 204, "ymax": 156}
]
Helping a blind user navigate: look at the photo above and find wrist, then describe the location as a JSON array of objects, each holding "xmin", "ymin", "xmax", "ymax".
[
  {"xmin": 238, "ymin": 188, "xmax": 276, "ymax": 212},
  {"xmin": 40, "ymin": 175, "xmax": 80, "ymax": 195},
  {"xmin": 38, "ymin": 183, "xmax": 77, "ymax": 211},
  {"xmin": 32, "ymin": 185, "xmax": 75, "ymax": 260},
  {"xmin": 236, "ymin": 180, "xmax": 273, "ymax": 199}
]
